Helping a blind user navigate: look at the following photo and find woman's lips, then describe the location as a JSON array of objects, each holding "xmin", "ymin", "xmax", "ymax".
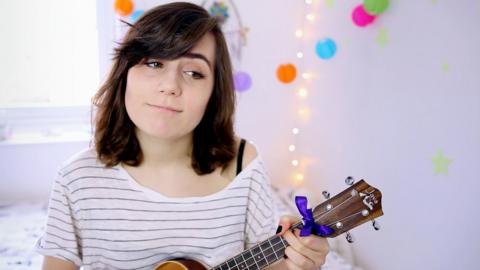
[{"xmin": 147, "ymin": 103, "xmax": 182, "ymax": 113}]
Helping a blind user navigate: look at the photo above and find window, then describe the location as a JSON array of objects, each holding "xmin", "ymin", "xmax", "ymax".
[
  {"xmin": 0, "ymin": 0, "xmax": 100, "ymax": 108},
  {"xmin": 0, "ymin": 0, "xmax": 109, "ymax": 144}
]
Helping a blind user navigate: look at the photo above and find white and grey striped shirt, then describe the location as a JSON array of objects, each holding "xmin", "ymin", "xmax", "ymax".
[{"xmin": 35, "ymin": 147, "xmax": 286, "ymax": 269}]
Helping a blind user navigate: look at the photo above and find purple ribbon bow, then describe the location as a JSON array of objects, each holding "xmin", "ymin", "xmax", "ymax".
[{"xmin": 295, "ymin": 196, "xmax": 334, "ymax": 237}]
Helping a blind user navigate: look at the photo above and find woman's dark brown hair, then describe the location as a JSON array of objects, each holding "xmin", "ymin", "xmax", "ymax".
[{"xmin": 91, "ymin": 2, "xmax": 236, "ymax": 175}]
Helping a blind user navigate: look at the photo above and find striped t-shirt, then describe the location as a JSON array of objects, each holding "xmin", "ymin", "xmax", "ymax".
[{"xmin": 35, "ymin": 147, "xmax": 287, "ymax": 269}]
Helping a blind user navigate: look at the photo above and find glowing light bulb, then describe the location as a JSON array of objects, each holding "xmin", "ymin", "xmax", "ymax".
[
  {"xmin": 298, "ymin": 107, "xmax": 308, "ymax": 116},
  {"xmin": 292, "ymin": 128, "xmax": 299, "ymax": 135},
  {"xmin": 297, "ymin": 52, "xmax": 304, "ymax": 59},
  {"xmin": 298, "ymin": 88, "xmax": 308, "ymax": 98},
  {"xmin": 289, "ymin": 145, "xmax": 296, "ymax": 152},
  {"xmin": 295, "ymin": 29, "xmax": 304, "ymax": 38},
  {"xmin": 292, "ymin": 160, "xmax": 299, "ymax": 166},
  {"xmin": 302, "ymin": 72, "xmax": 311, "ymax": 79},
  {"xmin": 293, "ymin": 173, "xmax": 305, "ymax": 186},
  {"xmin": 306, "ymin": 14, "xmax": 315, "ymax": 22},
  {"xmin": 305, "ymin": 0, "xmax": 312, "ymax": 4}
]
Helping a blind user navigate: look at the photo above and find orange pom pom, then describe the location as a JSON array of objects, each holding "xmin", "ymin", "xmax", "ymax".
[
  {"xmin": 276, "ymin": 64, "xmax": 297, "ymax": 84},
  {"xmin": 114, "ymin": 0, "xmax": 134, "ymax": 17}
]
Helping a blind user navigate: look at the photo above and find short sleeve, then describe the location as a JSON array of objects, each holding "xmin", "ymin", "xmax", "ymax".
[
  {"xmin": 34, "ymin": 171, "xmax": 82, "ymax": 266},
  {"xmin": 244, "ymin": 161, "xmax": 281, "ymax": 249},
  {"xmin": 271, "ymin": 185, "xmax": 296, "ymax": 217}
]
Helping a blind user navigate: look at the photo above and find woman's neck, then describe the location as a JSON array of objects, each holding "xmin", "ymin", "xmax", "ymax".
[{"xmin": 135, "ymin": 129, "xmax": 193, "ymax": 169}]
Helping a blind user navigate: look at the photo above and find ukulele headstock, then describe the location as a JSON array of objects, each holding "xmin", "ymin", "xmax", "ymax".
[{"xmin": 312, "ymin": 179, "xmax": 383, "ymax": 238}]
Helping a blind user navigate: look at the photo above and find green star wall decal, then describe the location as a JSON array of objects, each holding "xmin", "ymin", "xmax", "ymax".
[
  {"xmin": 376, "ymin": 28, "xmax": 388, "ymax": 47},
  {"xmin": 431, "ymin": 149, "xmax": 452, "ymax": 176},
  {"xmin": 442, "ymin": 63, "xmax": 450, "ymax": 72},
  {"xmin": 326, "ymin": 0, "xmax": 335, "ymax": 8}
]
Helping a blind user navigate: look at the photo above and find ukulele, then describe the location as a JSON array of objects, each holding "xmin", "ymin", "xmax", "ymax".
[{"xmin": 154, "ymin": 179, "xmax": 384, "ymax": 270}]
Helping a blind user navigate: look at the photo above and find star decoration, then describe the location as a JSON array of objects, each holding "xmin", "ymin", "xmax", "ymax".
[
  {"xmin": 442, "ymin": 63, "xmax": 450, "ymax": 72},
  {"xmin": 431, "ymin": 149, "xmax": 452, "ymax": 176},
  {"xmin": 325, "ymin": 0, "xmax": 335, "ymax": 8},
  {"xmin": 376, "ymin": 28, "xmax": 388, "ymax": 47}
]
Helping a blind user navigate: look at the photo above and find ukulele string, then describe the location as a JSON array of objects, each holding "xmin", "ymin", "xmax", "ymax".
[{"xmin": 291, "ymin": 190, "xmax": 362, "ymax": 230}]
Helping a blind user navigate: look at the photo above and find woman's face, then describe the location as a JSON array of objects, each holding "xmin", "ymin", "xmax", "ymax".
[{"xmin": 125, "ymin": 33, "xmax": 216, "ymax": 141}]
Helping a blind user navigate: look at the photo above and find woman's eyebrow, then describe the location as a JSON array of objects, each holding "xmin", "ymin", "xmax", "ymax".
[{"xmin": 182, "ymin": 53, "xmax": 212, "ymax": 71}]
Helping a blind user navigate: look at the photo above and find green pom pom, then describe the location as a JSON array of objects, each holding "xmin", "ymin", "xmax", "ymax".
[{"xmin": 364, "ymin": 0, "xmax": 389, "ymax": 15}]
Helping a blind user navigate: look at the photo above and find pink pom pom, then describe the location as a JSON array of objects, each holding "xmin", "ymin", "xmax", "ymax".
[{"xmin": 352, "ymin": 4, "xmax": 376, "ymax": 27}]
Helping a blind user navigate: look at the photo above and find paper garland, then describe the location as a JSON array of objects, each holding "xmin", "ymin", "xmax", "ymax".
[
  {"xmin": 316, "ymin": 38, "xmax": 337, "ymax": 60},
  {"xmin": 233, "ymin": 71, "xmax": 252, "ymax": 92},
  {"xmin": 277, "ymin": 64, "xmax": 297, "ymax": 84},
  {"xmin": 114, "ymin": 0, "xmax": 134, "ymax": 17}
]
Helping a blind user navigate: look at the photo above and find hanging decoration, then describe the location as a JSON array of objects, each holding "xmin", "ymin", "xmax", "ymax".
[
  {"xmin": 129, "ymin": 9, "xmax": 144, "ymax": 23},
  {"xmin": 202, "ymin": 1, "xmax": 251, "ymax": 92},
  {"xmin": 315, "ymin": 38, "xmax": 337, "ymax": 60},
  {"xmin": 114, "ymin": 0, "xmax": 134, "ymax": 17},
  {"xmin": 233, "ymin": 71, "xmax": 252, "ymax": 92},
  {"xmin": 351, "ymin": 0, "xmax": 389, "ymax": 28},
  {"xmin": 208, "ymin": 1, "xmax": 230, "ymax": 24},
  {"xmin": 277, "ymin": 64, "xmax": 298, "ymax": 84},
  {"xmin": 364, "ymin": 0, "xmax": 389, "ymax": 15},
  {"xmin": 352, "ymin": 4, "xmax": 376, "ymax": 27}
]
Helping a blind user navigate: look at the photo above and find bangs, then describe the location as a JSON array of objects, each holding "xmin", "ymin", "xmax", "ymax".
[{"xmin": 115, "ymin": 7, "xmax": 219, "ymax": 64}]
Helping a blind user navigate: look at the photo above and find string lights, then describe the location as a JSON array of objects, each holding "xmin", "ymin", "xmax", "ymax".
[{"xmin": 289, "ymin": 0, "xmax": 316, "ymax": 187}]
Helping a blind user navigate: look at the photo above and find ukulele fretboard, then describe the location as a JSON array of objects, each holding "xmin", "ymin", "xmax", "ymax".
[{"xmin": 212, "ymin": 235, "xmax": 288, "ymax": 270}]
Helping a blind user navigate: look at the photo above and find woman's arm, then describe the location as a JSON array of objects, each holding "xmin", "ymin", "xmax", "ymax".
[{"xmin": 42, "ymin": 256, "xmax": 79, "ymax": 270}]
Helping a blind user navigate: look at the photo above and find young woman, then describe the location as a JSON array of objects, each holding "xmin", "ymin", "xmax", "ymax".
[{"xmin": 37, "ymin": 2, "xmax": 329, "ymax": 270}]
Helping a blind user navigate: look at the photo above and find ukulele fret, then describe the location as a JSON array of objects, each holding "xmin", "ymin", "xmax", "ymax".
[
  {"xmin": 267, "ymin": 238, "xmax": 279, "ymax": 261},
  {"xmin": 270, "ymin": 236, "xmax": 286, "ymax": 259},
  {"xmin": 241, "ymin": 249, "xmax": 257, "ymax": 269},
  {"xmin": 251, "ymin": 245, "xmax": 268, "ymax": 268},
  {"xmin": 227, "ymin": 258, "xmax": 238, "ymax": 270},
  {"xmin": 233, "ymin": 255, "xmax": 246, "ymax": 270}
]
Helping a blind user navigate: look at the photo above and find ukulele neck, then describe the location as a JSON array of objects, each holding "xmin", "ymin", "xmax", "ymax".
[{"xmin": 211, "ymin": 222, "xmax": 304, "ymax": 270}]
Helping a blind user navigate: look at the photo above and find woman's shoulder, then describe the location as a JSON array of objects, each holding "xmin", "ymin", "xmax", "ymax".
[
  {"xmin": 238, "ymin": 137, "xmax": 259, "ymax": 169},
  {"xmin": 56, "ymin": 147, "xmax": 109, "ymax": 177},
  {"xmin": 234, "ymin": 137, "xmax": 268, "ymax": 178}
]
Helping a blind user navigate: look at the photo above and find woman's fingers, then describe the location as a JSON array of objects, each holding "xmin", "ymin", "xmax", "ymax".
[{"xmin": 283, "ymin": 229, "xmax": 329, "ymax": 269}]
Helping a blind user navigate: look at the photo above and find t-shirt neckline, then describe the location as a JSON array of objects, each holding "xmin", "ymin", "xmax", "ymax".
[{"xmin": 116, "ymin": 156, "xmax": 260, "ymax": 202}]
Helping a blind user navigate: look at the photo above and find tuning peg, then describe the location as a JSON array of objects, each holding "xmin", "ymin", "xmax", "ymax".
[
  {"xmin": 345, "ymin": 231, "xmax": 354, "ymax": 243},
  {"xmin": 345, "ymin": 176, "xmax": 355, "ymax": 186},
  {"xmin": 322, "ymin": 191, "xmax": 330, "ymax": 200},
  {"xmin": 372, "ymin": 219, "xmax": 381, "ymax": 231}
]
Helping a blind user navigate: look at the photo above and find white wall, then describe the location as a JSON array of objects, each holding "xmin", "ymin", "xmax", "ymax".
[
  {"xmin": 236, "ymin": 0, "xmax": 480, "ymax": 269},
  {"xmin": 1, "ymin": 0, "xmax": 478, "ymax": 269}
]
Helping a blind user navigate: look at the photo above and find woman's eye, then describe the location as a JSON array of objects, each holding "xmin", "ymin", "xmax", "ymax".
[
  {"xmin": 185, "ymin": 71, "xmax": 205, "ymax": 79},
  {"xmin": 146, "ymin": 61, "xmax": 163, "ymax": 68}
]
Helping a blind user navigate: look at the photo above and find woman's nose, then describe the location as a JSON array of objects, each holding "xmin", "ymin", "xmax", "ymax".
[
  {"xmin": 159, "ymin": 86, "xmax": 180, "ymax": 96},
  {"xmin": 157, "ymin": 69, "xmax": 181, "ymax": 96}
]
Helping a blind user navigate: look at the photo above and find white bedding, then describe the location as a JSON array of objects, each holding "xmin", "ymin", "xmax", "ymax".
[{"xmin": 0, "ymin": 201, "xmax": 359, "ymax": 270}]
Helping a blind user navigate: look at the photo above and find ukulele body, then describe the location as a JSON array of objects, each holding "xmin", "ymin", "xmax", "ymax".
[{"xmin": 154, "ymin": 259, "xmax": 208, "ymax": 270}]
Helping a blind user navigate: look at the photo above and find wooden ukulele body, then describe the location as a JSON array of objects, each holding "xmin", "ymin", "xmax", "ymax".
[{"xmin": 154, "ymin": 259, "xmax": 208, "ymax": 270}]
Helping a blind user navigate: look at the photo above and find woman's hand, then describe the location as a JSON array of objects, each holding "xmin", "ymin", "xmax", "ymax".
[{"xmin": 276, "ymin": 215, "xmax": 330, "ymax": 270}]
